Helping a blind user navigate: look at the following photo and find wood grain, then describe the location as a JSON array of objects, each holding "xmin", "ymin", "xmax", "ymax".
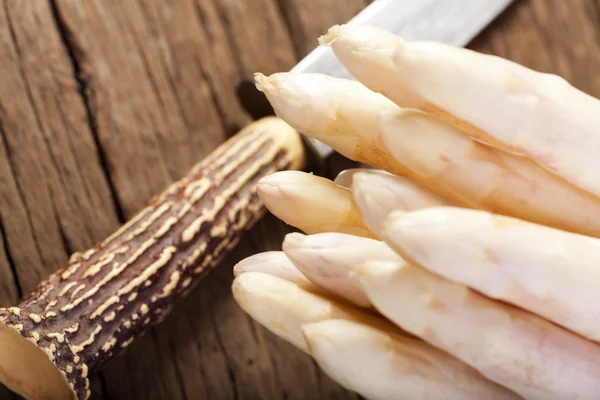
[{"xmin": 2, "ymin": 0, "xmax": 600, "ymax": 399}]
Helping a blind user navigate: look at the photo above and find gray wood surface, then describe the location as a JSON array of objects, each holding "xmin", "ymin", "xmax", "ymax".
[{"xmin": 2, "ymin": 0, "xmax": 599, "ymax": 398}]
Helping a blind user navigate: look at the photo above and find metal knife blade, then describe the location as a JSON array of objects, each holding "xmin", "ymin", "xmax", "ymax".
[{"xmin": 292, "ymin": 0, "xmax": 516, "ymax": 158}]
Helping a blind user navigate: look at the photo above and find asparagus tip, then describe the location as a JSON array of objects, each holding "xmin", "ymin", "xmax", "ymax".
[
  {"xmin": 254, "ymin": 72, "xmax": 271, "ymax": 93},
  {"xmin": 318, "ymin": 24, "xmax": 342, "ymax": 47},
  {"xmin": 282, "ymin": 232, "xmax": 307, "ymax": 251}
]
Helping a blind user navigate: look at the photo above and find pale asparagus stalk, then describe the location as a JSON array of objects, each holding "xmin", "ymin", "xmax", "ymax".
[
  {"xmin": 254, "ymin": 72, "xmax": 413, "ymax": 178},
  {"xmin": 333, "ymin": 168, "xmax": 381, "ymax": 188},
  {"xmin": 303, "ymin": 319, "xmax": 519, "ymax": 400},
  {"xmin": 233, "ymin": 251, "xmax": 310, "ymax": 285},
  {"xmin": 254, "ymin": 72, "xmax": 469, "ymax": 205},
  {"xmin": 357, "ymin": 258, "xmax": 600, "ymax": 400},
  {"xmin": 378, "ymin": 109, "xmax": 600, "ymax": 238},
  {"xmin": 392, "ymin": 37, "xmax": 600, "ymax": 198},
  {"xmin": 282, "ymin": 232, "xmax": 400, "ymax": 307},
  {"xmin": 351, "ymin": 169, "xmax": 450, "ymax": 233},
  {"xmin": 318, "ymin": 24, "xmax": 425, "ymax": 109},
  {"xmin": 333, "ymin": 168, "xmax": 363, "ymax": 188},
  {"xmin": 231, "ymin": 271, "xmax": 392, "ymax": 352},
  {"xmin": 384, "ymin": 206, "xmax": 600, "ymax": 342},
  {"xmin": 257, "ymin": 171, "xmax": 375, "ymax": 238},
  {"xmin": 232, "ymin": 272, "xmax": 517, "ymax": 400}
]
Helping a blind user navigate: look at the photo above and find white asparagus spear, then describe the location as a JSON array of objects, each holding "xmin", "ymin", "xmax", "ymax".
[
  {"xmin": 282, "ymin": 232, "xmax": 400, "ymax": 307},
  {"xmin": 357, "ymin": 258, "xmax": 600, "ymax": 400},
  {"xmin": 254, "ymin": 72, "xmax": 417, "ymax": 179},
  {"xmin": 333, "ymin": 167, "xmax": 381, "ymax": 188},
  {"xmin": 257, "ymin": 171, "xmax": 375, "ymax": 238},
  {"xmin": 351, "ymin": 169, "xmax": 450, "ymax": 233},
  {"xmin": 378, "ymin": 109, "xmax": 600, "ymax": 238},
  {"xmin": 384, "ymin": 206, "xmax": 600, "ymax": 342},
  {"xmin": 303, "ymin": 319, "xmax": 520, "ymax": 400},
  {"xmin": 318, "ymin": 24, "xmax": 424, "ymax": 108},
  {"xmin": 255, "ymin": 71, "xmax": 398, "ymax": 160},
  {"xmin": 333, "ymin": 168, "xmax": 366, "ymax": 188},
  {"xmin": 231, "ymin": 271, "xmax": 394, "ymax": 352},
  {"xmin": 232, "ymin": 272, "xmax": 518, "ymax": 399},
  {"xmin": 392, "ymin": 38, "xmax": 600, "ymax": 198},
  {"xmin": 233, "ymin": 251, "xmax": 310, "ymax": 285},
  {"xmin": 232, "ymin": 251, "xmax": 332, "ymax": 297}
]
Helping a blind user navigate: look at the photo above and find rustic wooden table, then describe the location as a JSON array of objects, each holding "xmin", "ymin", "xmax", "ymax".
[{"xmin": 1, "ymin": 0, "xmax": 599, "ymax": 398}]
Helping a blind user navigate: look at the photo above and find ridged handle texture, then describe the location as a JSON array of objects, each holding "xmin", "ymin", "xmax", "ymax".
[{"xmin": 0, "ymin": 117, "xmax": 305, "ymax": 400}]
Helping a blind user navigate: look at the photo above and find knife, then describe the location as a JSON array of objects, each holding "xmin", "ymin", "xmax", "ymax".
[{"xmin": 0, "ymin": 2, "xmax": 515, "ymax": 399}]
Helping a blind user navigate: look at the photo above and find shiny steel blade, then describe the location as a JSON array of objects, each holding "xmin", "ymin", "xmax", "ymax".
[{"xmin": 293, "ymin": 0, "xmax": 516, "ymax": 158}]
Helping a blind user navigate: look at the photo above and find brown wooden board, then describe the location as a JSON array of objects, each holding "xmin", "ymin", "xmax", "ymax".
[{"xmin": 2, "ymin": 0, "xmax": 600, "ymax": 398}]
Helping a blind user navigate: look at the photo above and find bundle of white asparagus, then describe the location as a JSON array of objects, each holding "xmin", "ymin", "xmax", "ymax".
[{"xmin": 232, "ymin": 24, "xmax": 600, "ymax": 400}]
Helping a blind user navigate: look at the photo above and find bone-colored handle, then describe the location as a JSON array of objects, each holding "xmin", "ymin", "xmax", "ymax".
[{"xmin": 0, "ymin": 117, "xmax": 305, "ymax": 400}]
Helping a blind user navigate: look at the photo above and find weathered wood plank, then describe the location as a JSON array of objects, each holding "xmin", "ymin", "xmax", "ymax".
[
  {"xmin": 135, "ymin": 0, "xmax": 251, "ymax": 137},
  {"xmin": 205, "ymin": 0, "xmax": 297, "ymax": 75},
  {"xmin": 0, "ymin": 136, "xmax": 26, "ymax": 306},
  {"xmin": 4, "ymin": 0, "xmax": 600, "ymax": 399},
  {"xmin": 0, "ymin": 0, "xmax": 121, "ymax": 398},
  {"xmin": 0, "ymin": 0, "xmax": 119, "ymax": 291}
]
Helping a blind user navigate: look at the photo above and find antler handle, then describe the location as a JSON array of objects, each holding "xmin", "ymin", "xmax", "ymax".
[{"xmin": 0, "ymin": 117, "xmax": 305, "ymax": 400}]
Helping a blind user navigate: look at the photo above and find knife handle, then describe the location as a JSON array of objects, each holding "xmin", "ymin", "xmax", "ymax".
[{"xmin": 0, "ymin": 117, "xmax": 305, "ymax": 400}]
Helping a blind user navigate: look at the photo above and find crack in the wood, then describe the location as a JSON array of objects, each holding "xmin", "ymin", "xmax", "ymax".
[
  {"xmin": 186, "ymin": 307, "xmax": 218, "ymax": 400},
  {"xmin": 163, "ymin": 68, "xmax": 192, "ymax": 136},
  {"xmin": 0, "ymin": 133, "xmax": 45, "ymax": 297},
  {"xmin": 113, "ymin": 346, "xmax": 140, "ymax": 400},
  {"xmin": 97, "ymin": 371, "xmax": 109, "ymax": 400},
  {"xmin": 0, "ymin": 81, "xmax": 23, "ymax": 303},
  {"xmin": 121, "ymin": 349, "xmax": 141, "ymax": 400},
  {"xmin": 191, "ymin": 2, "xmax": 239, "ymax": 138},
  {"xmin": 135, "ymin": 1, "xmax": 187, "ymax": 117},
  {"xmin": 48, "ymin": 0, "xmax": 126, "ymax": 224},
  {"xmin": 209, "ymin": 306, "xmax": 239, "ymax": 400},
  {"xmin": 586, "ymin": 0, "xmax": 600, "ymax": 52},
  {"xmin": 51, "ymin": 94, "xmax": 97, "ymax": 242},
  {"xmin": 0, "ymin": 213, "xmax": 23, "ymax": 300},
  {"xmin": 199, "ymin": 62, "xmax": 237, "ymax": 138},
  {"xmin": 147, "ymin": 327, "xmax": 178, "ymax": 400},
  {"xmin": 274, "ymin": 0, "xmax": 302, "ymax": 60},
  {"xmin": 6, "ymin": 3, "xmax": 107, "ymax": 267},
  {"xmin": 116, "ymin": 4, "xmax": 180, "ymax": 184},
  {"xmin": 3, "ymin": 1, "xmax": 75, "ymax": 260},
  {"xmin": 55, "ymin": 210, "xmax": 74, "ymax": 256},
  {"xmin": 0, "ymin": 122, "xmax": 45, "ymax": 299},
  {"xmin": 192, "ymin": 1, "xmax": 214, "ymax": 43},
  {"xmin": 3, "ymin": 3, "xmax": 46, "ymax": 138},
  {"xmin": 164, "ymin": 332, "xmax": 190, "ymax": 400},
  {"xmin": 249, "ymin": 317, "xmax": 284, "ymax": 398},
  {"xmin": 135, "ymin": 0, "xmax": 230, "ymax": 148},
  {"xmin": 210, "ymin": 0, "xmax": 246, "ymax": 78},
  {"xmin": 245, "ymin": 314, "xmax": 260, "ymax": 345}
]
